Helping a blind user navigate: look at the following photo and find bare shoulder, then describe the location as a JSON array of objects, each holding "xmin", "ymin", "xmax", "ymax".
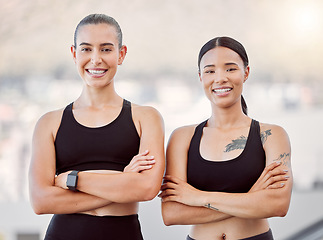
[
  {"xmin": 34, "ymin": 108, "xmax": 65, "ymax": 138},
  {"xmin": 167, "ymin": 124, "xmax": 198, "ymax": 150},
  {"xmin": 260, "ymin": 122, "xmax": 287, "ymax": 132},
  {"xmin": 170, "ymin": 124, "xmax": 197, "ymax": 140},
  {"xmin": 165, "ymin": 124, "xmax": 198, "ymax": 177},
  {"xmin": 36, "ymin": 108, "xmax": 64, "ymax": 126},
  {"xmin": 259, "ymin": 122, "xmax": 291, "ymax": 162},
  {"xmin": 259, "ymin": 122, "xmax": 289, "ymax": 142},
  {"xmin": 131, "ymin": 103, "xmax": 163, "ymax": 123}
]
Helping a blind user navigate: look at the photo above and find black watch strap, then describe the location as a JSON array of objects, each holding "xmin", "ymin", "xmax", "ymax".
[{"xmin": 66, "ymin": 170, "xmax": 79, "ymax": 191}]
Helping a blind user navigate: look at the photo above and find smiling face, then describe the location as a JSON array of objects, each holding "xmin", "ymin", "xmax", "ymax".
[
  {"xmin": 199, "ymin": 46, "xmax": 249, "ymax": 110},
  {"xmin": 71, "ymin": 23, "xmax": 126, "ymax": 89}
]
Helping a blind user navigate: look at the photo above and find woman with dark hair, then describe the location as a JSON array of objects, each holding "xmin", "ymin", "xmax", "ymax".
[
  {"xmin": 159, "ymin": 36, "xmax": 292, "ymax": 240},
  {"xmin": 29, "ymin": 14, "xmax": 165, "ymax": 240}
]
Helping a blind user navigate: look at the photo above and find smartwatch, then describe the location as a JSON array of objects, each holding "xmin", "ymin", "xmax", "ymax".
[{"xmin": 66, "ymin": 170, "xmax": 79, "ymax": 191}]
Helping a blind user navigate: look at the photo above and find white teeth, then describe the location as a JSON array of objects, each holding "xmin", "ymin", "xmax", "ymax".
[
  {"xmin": 213, "ymin": 88, "xmax": 231, "ymax": 93},
  {"xmin": 88, "ymin": 70, "xmax": 106, "ymax": 74}
]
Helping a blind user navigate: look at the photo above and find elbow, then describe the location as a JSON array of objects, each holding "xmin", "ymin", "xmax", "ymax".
[
  {"xmin": 137, "ymin": 175, "xmax": 163, "ymax": 202},
  {"xmin": 277, "ymin": 209, "xmax": 288, "ymax": 217},
  {"xmin": 163, "ymin": 220, "xmax": 173, "ymax": 226},
  {"xmin": 275, "ymin": 202, "xmax": 289, "ymax": 217},
  {"xmin": 30, "ymin": 198, "xmax": 48, "ymax": 215},
  {"xmin": 29, "ymin": 191, "xmax": 53, "ymax": 215},
  {"xmin": 162, "ymin": 211, "xmax": 182, "ymax": 226},
  {"xmin": 33, "ymin": 207, "xmax": 45, "ymax": 215},
  {"xmin": 262, "ymin": 189, "xmax": 291, "ymax": 218},
  {"xmin": 163, "ymin": 215, "xmax": 176, "ymax": 226},
  {"xmin": 161, "ymin": 204, "xmax": 180, "ymax": 226},
  {"xmin": 275, "ymin": 196, "xmax": 291, "ymax": 217},
  {"xmin": 142, "ymin": 193, "xmax": 156, "ymax": 202},
  {"xmin": 141, "ymin": 183, "xmax": 160, "ymax": 202},
  {"xmin": 266, "ymin": 200, "xmax": 290, "ymax": 218}
]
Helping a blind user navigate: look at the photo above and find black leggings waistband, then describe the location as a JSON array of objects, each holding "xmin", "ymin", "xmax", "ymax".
[
  {"xmin": 45, "ymin": 213, "xmax": 143, "ymax": 240},
  {"xmin": 187, "ymin": 229, "xmax": 274, "ymax": 240}
]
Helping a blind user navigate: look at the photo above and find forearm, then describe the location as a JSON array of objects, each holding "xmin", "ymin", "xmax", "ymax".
[
  {"xmin": 202, "ymin": 188, "xmax": 291, "ymax": 219},
  {"xmin": 162, "ymin": 201, "xmax": 232, "ymax": 226},
  {"xmin": 30, "ymin": 185, "xmax": 112, "ymax": 215},
  {"xmin": 77, "ymin": 171, "xmax": 161, "ymax": 203}
]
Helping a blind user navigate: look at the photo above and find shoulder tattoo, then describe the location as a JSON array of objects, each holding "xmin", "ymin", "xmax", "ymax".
[
  {"xmin": 224, "ymin": 129, "xmax": 272, "ymax": 153},
  {"xmin": 260, "ymin": 129, "xmax": 272, "ymax": 144}
]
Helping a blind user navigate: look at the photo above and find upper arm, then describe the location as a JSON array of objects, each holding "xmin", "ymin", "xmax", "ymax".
[
  {"xmin": 262, "ymin": 124, "xmax": 293, "ymax": 212},
  {"xmin": 163, "ymin": 127, "xmax": 193, "ymax": 208},
  {"xmin": 29, "ymin": 111, "xmax": 61, "ymax": 206},
  {"xmin": 30, "ymin": 112, "xmax": 60, "ymax": 187},
  {"xmin": 165, "ymin": 126, "xmax": 195, "ymax": 180},
  {"xmin": 262, "ymin": 124, "xmax": 292, "ymax": 173},
  {"xmin": 135, "ymin": 106, "xmax": 166, "ymax": 194}
]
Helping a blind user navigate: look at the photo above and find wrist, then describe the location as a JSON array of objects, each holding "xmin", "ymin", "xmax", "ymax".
[
  {"xmin": 201, "ymin": 192, "xmax": 219, "ymax": 211},
  {"xmin": 66, "ymin": 170, "xmax": 79, "ymax": 191}
]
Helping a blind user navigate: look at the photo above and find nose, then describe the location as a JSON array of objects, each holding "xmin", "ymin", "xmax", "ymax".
[
  {"xmin": 91, "ymin": 51, "xmax": 102, "ymax": 66},
  {"xmin": 214, "ymin": 70, "xmax": 228, "ymax": 84}
]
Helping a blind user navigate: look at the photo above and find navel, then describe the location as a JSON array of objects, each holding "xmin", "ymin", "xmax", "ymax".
[{"xmin": 222, "ymin": 233, "xmax": 226, "ymax": 240}]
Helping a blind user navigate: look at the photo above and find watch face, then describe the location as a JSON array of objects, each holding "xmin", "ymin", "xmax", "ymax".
[{"xmin": 67, "ymin": 175, "xmax": 77, "ymax": 189}]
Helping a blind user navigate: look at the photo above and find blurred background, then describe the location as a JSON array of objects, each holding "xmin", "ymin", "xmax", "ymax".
[{"xmin": 0, "ymin": 0, "xmax": 323, "ymax": 239}]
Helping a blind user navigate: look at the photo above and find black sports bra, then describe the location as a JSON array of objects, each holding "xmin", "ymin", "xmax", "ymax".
[
  {"xmin": 187, "ymin": 119, "xmax": 266, "ymax": 193},
  {"xmin": 54, "ymin": 99, "xmax": 140, "ymax": 175}
]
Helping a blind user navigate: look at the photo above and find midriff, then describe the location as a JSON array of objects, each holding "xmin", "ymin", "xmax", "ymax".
[{"xmin": 190, "ymin": 217, "xmax": 269, "ymax": 240}]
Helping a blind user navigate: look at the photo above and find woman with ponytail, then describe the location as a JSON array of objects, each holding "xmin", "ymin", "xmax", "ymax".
[{"xmin": 160, "ymin": 37, "xmax": 292, "ymax": 240}]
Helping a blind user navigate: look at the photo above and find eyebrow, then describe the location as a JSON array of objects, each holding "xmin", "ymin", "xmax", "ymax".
[
  {"xmin": 203, "ymin": 64, "xmax": 215, "ymax": 69},
  {"xmin": 79, "ymin": 42, "xmax": 115, "ymax": 47},
  {"xmin": 225, "ymin": 62, "xmax": 238, "ymax": 66},
  {"xmin": 203, "ymin": 62, "xmax": 238, "ymax": 69}
]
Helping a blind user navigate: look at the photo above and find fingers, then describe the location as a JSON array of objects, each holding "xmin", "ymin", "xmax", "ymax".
[
  {"xmin": 267, "ymin": 182, "xmax": 286, "ymax": 189},
  {"xmin": 163, "ymin": 175, "xmax": 182, "ymax": 184},
  {"xmin": 128, "ymin": 158, "xmax": 155, "ymax": 170},
  {"xmin": 264, "ymin": 167, "xmax": 288, "ymax": 183},
  {"xmin": 250, "ymin": 162, "xmax": 290, "ymax": 192},
  {"xmin": 159, "ymin": 176, "xmax": 180, "ymax": 199},
  {"xmin": 265, "ymin": 170, "xmax": 289, "ymax": 189},
  {"xmin": 158, "ymin": 187, "xmax": 176, "ymax": 198},
  {"xmin": 160, "ymin": 181, "xmax": 177, "ymax": 191},
  {"xmin": 124, "ymin": 150, "xmax": 155, "ymax": 173},
  {"xmin": 260, "ymin": 162, "xmax": 282, "ymax": 181}
]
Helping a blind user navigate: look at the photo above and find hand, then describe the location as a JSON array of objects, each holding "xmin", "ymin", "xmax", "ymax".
[
  {"xmin": 159, "ymin": 175, "xmax": 203, "ymax": 207},
  {"xmin": 124, "ymin": 150, "xmax": 155, "ymax": 173},
  {"xmin": 249, "ymin": 161, "xmax": 289, "ymax": 192},
  {"xmin": 55, "ymin": 171, "xmax": 71, "ymax": 189}
]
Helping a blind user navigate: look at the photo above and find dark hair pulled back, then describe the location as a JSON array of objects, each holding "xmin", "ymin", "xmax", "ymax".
[{"xmin": 74, "ymin": 14, "xmax": 123, "ymax": 49}]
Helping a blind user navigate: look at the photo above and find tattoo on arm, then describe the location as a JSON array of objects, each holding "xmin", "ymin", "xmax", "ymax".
[
  {"xmin": 261, "ymin": 129, "xmax": 272, "ymax": 144},
  {"xmin": 273, "ymin": 152, "xmax": 291, "ymax": 167},
  {"xmin": 224, "ymin": 136, "xmax": 247, "ymax": 152},
  {"xmin": 204, "ymin": 203, "xmax": 219, "ymax": 211}
]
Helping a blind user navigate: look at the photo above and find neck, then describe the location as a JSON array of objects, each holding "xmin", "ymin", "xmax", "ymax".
[
  {"xmin": 208, "ymin": 102, "xmax": 249, "ymax": 129},
  {"xmin": 76, "ymin": 81, "xmax": 122, "ymax": 108}
]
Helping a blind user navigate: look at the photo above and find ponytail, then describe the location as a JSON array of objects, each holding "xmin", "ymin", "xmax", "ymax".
[{"xmin": 241, "ymin": 95, "xmax": 248, "ymax": 115}]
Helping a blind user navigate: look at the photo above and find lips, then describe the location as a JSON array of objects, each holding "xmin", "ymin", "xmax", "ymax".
[
  {"xmin": 212, "ymin": 87, "xmax": 232, "ymax": 95},
  {"xmin": 86, "ymin": 69, "xmax": 108, "ymax": 78}
]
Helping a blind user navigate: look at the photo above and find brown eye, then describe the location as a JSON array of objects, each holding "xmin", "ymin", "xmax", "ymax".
[
  {"xmin": 81, "ymin": 48, "xmax": 91, "ymax": 52},
  {"xmin": 101, "ymin": 48, "xmax": 112, "ymax": 52}
]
